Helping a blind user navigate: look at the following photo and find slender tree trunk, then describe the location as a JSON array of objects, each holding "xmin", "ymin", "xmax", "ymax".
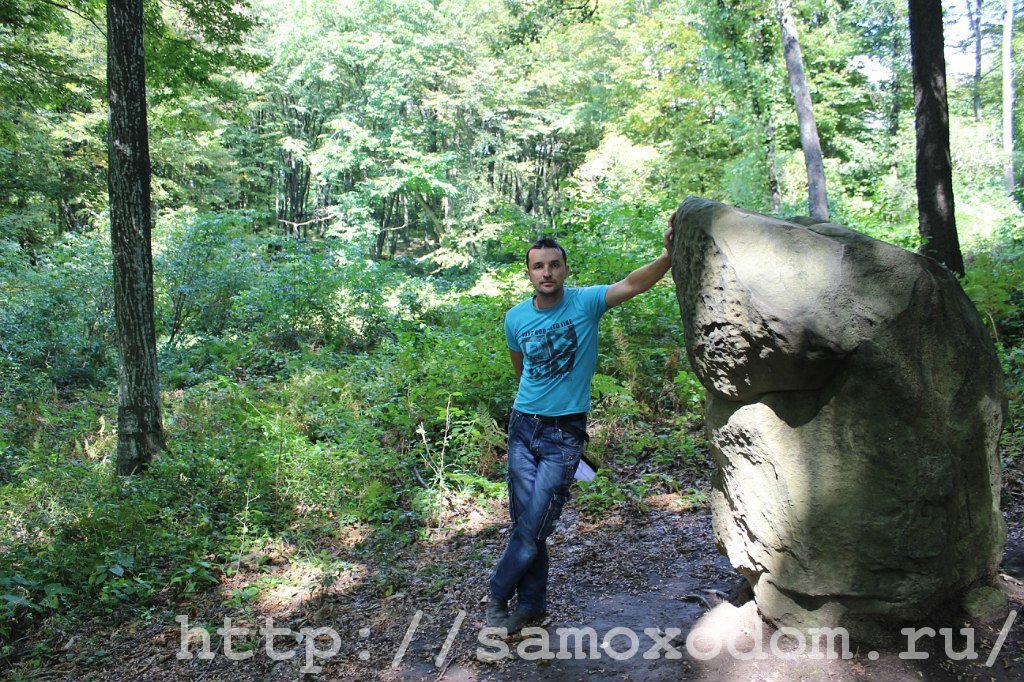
[
  {"xmin": 1004, "ymin": 0, "xmax": 1016, "ymax": 194},
  {"xmin": 778, "ymin": 0, "xmax": 829, "ymax": 221},
  {"xmin": 765, "ymin": 122, "xmax": 783, "ymax": 213},
  {"xmin": 888, "ymin": 39, "xmax": 902, "ymax": 168},
  {"xmin": 107, "ymin": 0, "xmax": 166, "ymax": 474},
  {"xmin": 908, "ymin": 0, "xmax": 964, "ymax": 275},
  {"xmin": 59, "ymin": 197, "xmax": 79, "ymax": 234},
  {"xmin": 751, "ymin": 94, "xmax": 783, "ymax": 213},
  {"xmin": 888, "ymin": 73, "xmax": 903, "ymax": 173},
  {"xmin": 884, "ymin": 10, "xmax": 908, "ymax": 173},
  {"xmin": 968, "ymin": 0, "xmax": 984, "ymax": 121}
]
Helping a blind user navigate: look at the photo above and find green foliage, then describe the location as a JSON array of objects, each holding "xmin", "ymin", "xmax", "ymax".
[
  {"xmin": 0, "ymin": 423, "xmax": 314, "ymax": 638},
  {"xmin": 496, "ymin": 0, "xmax": 598, "ymax": 47},
  {"xmin": 154, "ymin": 223, "xmax": 405, "ymax": 389},
  {"xmin": 144, "ymin": 0, "xmax": 262, "ymax": 103},
  {"xmin": 0, "ymin": 232, "xmax": 115, "ymax": 395},
  {"xmin": 365, "ymin": 293, "xmax": 515, "ymax": 479},
  {"xmin": 155, "ymin": 210, "xmax": 260, "ymax": 344},
  {"xmin": 0, "ymin": 0, "xmax": 96, "ymax": 110},
  {"xmin": 963, "ymin": 220, "xmax": 1024, "ymax": 344},
  {"xmin": 0, "ymin": 99, "xmax": 107, "ymax": 248},
  {"xmin": 673, "ymin": 370, "xmax": 707, "ymax": 422},
  {"xmin": 2, "ymin": 0, "xmax": 1024, "ymax": 669},
  {"xmin": 230, "ymin": 241, "xmax": 349, "ymax": 348},
  {"xmin": 576, "ymin": 472, "xmax": 629, "ymax": 513}
]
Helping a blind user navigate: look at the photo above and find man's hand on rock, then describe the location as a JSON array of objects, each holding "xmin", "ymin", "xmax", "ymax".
[{"xmin": 664, "ymin": 213, "xmax": 676, "ymax": 256}]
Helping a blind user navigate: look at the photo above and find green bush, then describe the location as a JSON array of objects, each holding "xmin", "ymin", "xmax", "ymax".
[
  {"xmin": 962, "ymin": 224, "xmax": 1024, "ymax": 345},
  {"xmin": 0, "ymin": 232, "xmax": 115, "ymax": 396},
  {"xmin": 229, "ymin": 240, "xmax": 347, "ymax": 348},
  {"xmin": 154, "ymin": 210, "xmax": 262, "ymax": 344}
]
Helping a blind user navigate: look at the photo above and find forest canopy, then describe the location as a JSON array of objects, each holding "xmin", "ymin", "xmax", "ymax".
[{"xmin": 1, "ymin": 0, "xmax": 1018, "ymax": 256}]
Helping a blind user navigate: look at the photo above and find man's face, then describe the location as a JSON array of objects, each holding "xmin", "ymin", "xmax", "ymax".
[{"xmin": 526, "ymin": 247, "xmax": 569, "ymax": 297}]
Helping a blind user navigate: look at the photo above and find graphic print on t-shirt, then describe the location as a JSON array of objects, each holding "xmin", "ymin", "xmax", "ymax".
[{"xmin": 521, "ymin": 320, "xmax": 577, "ymax": 380}]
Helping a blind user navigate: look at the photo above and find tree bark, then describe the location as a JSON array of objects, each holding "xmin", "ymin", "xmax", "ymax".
[
  {"xmin": 1003, "ymin": 0, "xmax": 1016, "ymax": 194},
  {"xmin": 750, "ymin": 93, "xmax": 783, "ymax": 214},
  {"xmin": 107, "ymin": 0, "xmax": 167, "ymax": 474},
  {"xmin": 778, "ymin": 0, "xmax": 829, "ymax": 221},
  {"xmin": 888, "ymin": 26, "xmax": 903, "ymax": 166},
  {"xmin": 968, "ymin": 0, "xmax": 983, "ymax": 121},
  {"xmin": 878, "ymin": 4, "xmax": 908, "ymax": 172},
  {"xmin": 908, "ymin": 0, "xmax": 964, "ymax": 275},
  {"xmin": 753, "ymin": 22, "xmax": 783, "ymax": 213}
]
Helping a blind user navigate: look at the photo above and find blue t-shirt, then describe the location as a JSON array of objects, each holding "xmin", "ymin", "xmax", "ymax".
[{"xmin": 505, "ymin": 285, "xmax": 610, "ymax": 416}]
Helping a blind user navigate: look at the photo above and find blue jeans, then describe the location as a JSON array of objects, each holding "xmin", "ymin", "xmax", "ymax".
[{"xmin": 488, "ymin": 408, "xmax": 584, "ymax": 614}]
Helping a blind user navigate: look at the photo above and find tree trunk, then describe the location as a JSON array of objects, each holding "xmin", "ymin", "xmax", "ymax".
[
  {"xmin": 753, "ymin": 22, "xmax": 783, "ymax": 213},
  {"xmin": 888, "ymin": 27, "xmax": 903, "ymax": 170},
  {"xmin": 107, "ymin": 0, "xmax": 166, "ymax": 475},
  {"xmin": 778, "ymin": 0, "xmax": 829, "ymax": 221},
  {"xmin": 908, "ymin": 0, "xmax": 964, "ymax": 275},
  {"xmin": 1003, "ymin": 0, "xmax": 1016, "ymax": 194},
  {"xmin": 750, "ymin": 93, "xmax": 783, "ymax": 214},
  {"xmin": 968, "ymin": 0, "xmax": 984, "ymax": 122},
  {"xmin": 882, "ymin": 6, "xmax": 909, "ymax": 172},
  {"xmin": 59, "ymin": 197, "xmax": 79, "ymax": 235}
]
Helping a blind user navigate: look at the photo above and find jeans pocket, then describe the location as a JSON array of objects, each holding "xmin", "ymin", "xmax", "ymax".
[
  {"xmin": 507, "ymin": 409, "xmax": 523, "ymax": 433},
  {"xmin": 536, "ymin": 487, "xmax": 569, "ymax": 541},
  {"xmin": 556, "ymin": 426, "xmax": 585, "ymax": 460}
]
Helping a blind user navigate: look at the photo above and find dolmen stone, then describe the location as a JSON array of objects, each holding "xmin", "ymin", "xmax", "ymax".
[{"xmin": 670, "ymin": 196, "xmax": 1007, "ymax": 638}]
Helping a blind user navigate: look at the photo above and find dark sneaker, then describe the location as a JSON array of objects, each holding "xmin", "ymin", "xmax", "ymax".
[
  {"xmin": 503, "ymin": 609, "xmax": 546, "ymax": 634},
  {"xmin": 486, "ymin": 599, "xmax": 510, "ymax": 627}
]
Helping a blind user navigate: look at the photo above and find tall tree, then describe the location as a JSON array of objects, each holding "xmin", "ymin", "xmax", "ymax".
[
  {"xmin": 908, "ymin": 0, "xmax": 964, "ymax": 275},
  {"xmin": 967, "ymin": 0, "xmax": 984, "ymax": 121},
  {"xmin": 699, "ymin": 0, "xmax": 786, "ymax": 213},
  {"xmin": 1003, "ymin": 0, "xmax": 1016, "ymax": 194},
  {"xmin": 852, "ymin": 0, "xmax": 911, "ymax": 176},
  {"xmin": 107, "ymin": 0, "xmax": 166, "ymax": 474},
  {"xmin": 777, "ymin": 0, "xmax": 829, "ymax": 220}
]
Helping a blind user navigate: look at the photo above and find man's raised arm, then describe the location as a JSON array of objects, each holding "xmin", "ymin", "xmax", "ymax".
[{"xmin": 605, "ymin": 224, "xmax": 674, "ymax": 308}]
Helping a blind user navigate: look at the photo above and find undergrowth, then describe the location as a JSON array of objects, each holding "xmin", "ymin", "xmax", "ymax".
[
  {"xmin": 0, "ymin": 208, "xmax": 705, "ymax": 667},
  {"xmin": 2, "ymin": 204, "xmax": 1022, "ymax": 670}
]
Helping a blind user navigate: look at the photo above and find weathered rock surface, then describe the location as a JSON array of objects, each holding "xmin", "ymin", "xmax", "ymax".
[
  {"xmin": 670, "ymin": 197, "xmax": 1007, "ymax": 637},
  {"xmin": 963, "ymin": 585, "xmax": 1009, "ymax": 623}
]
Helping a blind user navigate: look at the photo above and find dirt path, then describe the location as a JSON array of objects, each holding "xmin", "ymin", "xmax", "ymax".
[
  {"xmin": 388, "ymin": 498, "xmax": 733, "ymax": 682},
  {"xmin": 30, "ymin": 488, "xmax": 1024, "ymax": 682},
  {"xmin": 386, "ymin": 500, "xmax": 1024, "ymax": 682}
]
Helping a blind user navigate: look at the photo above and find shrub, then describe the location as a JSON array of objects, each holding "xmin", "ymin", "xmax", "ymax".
[
  {"xmin": 154, "ymin": 210, "xmax": 262, "ymax": 344},
  {"xmin": 0, "ymin": 232, "xmax": 115, "ymax": 396},
  {"xmin": 962, "ymin": 221, "xmax": 1024, "ymax": 345}
]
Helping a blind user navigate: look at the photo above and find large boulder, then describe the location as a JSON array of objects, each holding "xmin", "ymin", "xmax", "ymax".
[{"xmin": 670, "ymin": 197, "xmax": 1006, "ymax": 637}]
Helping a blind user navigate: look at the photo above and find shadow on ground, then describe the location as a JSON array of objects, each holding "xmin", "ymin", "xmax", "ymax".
[{"xmin": 29, "ymin": 488, "xmax": 1024, "ymax": 681}]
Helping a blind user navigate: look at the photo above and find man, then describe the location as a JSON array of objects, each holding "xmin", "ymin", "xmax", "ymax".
[{"xmin": 487, "ymin": 224, "xmax": 674, "ymax": 632}]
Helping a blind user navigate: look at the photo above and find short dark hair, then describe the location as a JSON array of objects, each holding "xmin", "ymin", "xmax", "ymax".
[{"xmin": 525, "ymin": 236, "xmax": 567, "ymax": 266}]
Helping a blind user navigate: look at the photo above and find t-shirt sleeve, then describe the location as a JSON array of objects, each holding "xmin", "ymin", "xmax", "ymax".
[
  {"xmin": 505, "ymin": 312, "xmax": 521, "ymax": 352},
  {"xmin": 584, "ymin": 285, "xmax": 610, "ymax": 319}
]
